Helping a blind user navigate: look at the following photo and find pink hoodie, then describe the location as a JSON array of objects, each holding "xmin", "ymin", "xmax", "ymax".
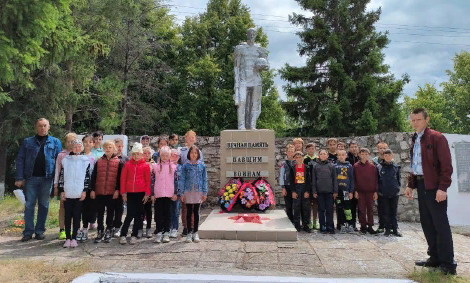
[{"xmin": 153, "ymin": 160, "xmax": 177, "ymax": 198}]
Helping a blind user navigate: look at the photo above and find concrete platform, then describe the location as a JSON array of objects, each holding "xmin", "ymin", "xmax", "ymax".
[{"xmin": 198, "ymin": 209, "xmax": 297, "ymax": 241}]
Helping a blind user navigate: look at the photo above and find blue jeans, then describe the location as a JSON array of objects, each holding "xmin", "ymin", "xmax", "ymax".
[
  {"xmin": 23, "ymin": 177, "xmax": 53, "ymax": 236},
  {"xmin": 171, "ymin": 199, "xmax": 182, "ymax": 230}
]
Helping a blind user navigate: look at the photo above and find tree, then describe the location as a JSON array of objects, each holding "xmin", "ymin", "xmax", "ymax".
[
  {"xmin": 257, "ymin": 70, "xmax": 287, "ymax": 134},
  {"xmin": 0, "ymin": 0, "xmax": 73, "ymax": 105},
  {"xmin": 442, "ymin": 51, "xmax": 470, "ymax": 134},
  {"xmin": 403, "ymin": 51, "xmax": 470, "ymax": 134},
  {"xmin": 97, "ymin": 0, "xmax": 177, "ymax": 134},
  {"xmin": 403, "ymin": 83, "xmax": 456, "ymax": 133},
  {"xmin": 279, "ymin": 0, "xmax": 409, "ymax": 136}
]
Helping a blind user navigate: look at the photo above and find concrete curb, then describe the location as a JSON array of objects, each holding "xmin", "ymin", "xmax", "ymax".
[{"xmin": 72, "ymin": 273, "xmax": 416, "ymax": 283}]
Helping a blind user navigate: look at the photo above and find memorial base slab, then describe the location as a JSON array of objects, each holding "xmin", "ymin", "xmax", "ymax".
[{"xmin": 198, "ymin": 209, "xmax": 297, "ymax": 241}]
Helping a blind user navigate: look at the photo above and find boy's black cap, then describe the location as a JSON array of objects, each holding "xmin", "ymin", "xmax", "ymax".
[{"xmin": 384, "ymin": 149, "xmax": 393, "ymax": 155}]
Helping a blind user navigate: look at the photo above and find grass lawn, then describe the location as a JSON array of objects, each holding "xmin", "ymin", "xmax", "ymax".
[
  {"xmin": 0, "ymin": 195, "xmax": 24, "ymax": 219},
  {"xmin": 0, "ymin": 194, "xmax": 61, "ymax": 236},
  {"xmin": 0, "ymin": 259, "xmax": 94, "ymax": 283},
  {"xmin": 410, "ymin": 269, "xmax": 470, "ymax": 283}
]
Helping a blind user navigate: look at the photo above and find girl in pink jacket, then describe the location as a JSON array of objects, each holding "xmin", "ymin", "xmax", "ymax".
[{"xmin": 151, "ymin": 146, "xmax": 178, "ymax": 243}]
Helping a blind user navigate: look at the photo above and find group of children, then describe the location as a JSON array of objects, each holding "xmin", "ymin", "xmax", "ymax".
[
  {"xmin": 280, "ymin": 138, "xmax": 402, "ymax": 237},
  {"xmin": 56, "ymin": 131, "xmax": 208, "ymax": 248}
]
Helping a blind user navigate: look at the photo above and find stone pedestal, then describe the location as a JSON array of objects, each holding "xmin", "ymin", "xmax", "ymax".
[
  {"xmin": 220, "ymin": 129, "xmax": 275, "ymax": 186},
  {"xmin": 198, "ymin": 209, "xmax": 297, "ymax": 241}
]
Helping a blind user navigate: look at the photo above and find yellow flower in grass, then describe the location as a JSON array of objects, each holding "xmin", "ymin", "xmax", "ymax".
[
  {"xmin": 229, "ymin": 194, "xmax": 234, "ymax": 199},
  {"xmin": 225, "ymin": 196, "xmax": 230, "ymax": 201},
  {"xmin": 224, "ymin": 192, "xmax": 228, "ymax": 196}
]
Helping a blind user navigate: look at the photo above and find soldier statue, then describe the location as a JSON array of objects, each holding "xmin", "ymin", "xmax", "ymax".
[{"xmin": 234, "ymin": 28, "xmax": 270, "ymax": 130}]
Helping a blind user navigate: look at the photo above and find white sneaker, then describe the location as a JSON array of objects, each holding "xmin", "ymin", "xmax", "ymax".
[
  {"xmin": 81, "ymin": 229, "xmax": 88, "ymax": 241},
  {"xmin": 119, "ymin": 236, "xmax": 127, "ymax": 245},
  {"xmin": 129, "ymin": 236, "xmax": 137, "ymax": 245},
  {"xmin": 114, "ymin": 228, "xmax": 121, "ymax": 238},
  {"xmin": 170, "ymin": 229, "xmax": 178, "ymax": 238},
  {"xmin": 193, "ymin": 232, "xmax": 200, "ymax": 243},
  {"xmin": 76, "ymin": 229, "xmax": 83, "ymax": 241},
  {"xmin": 186, "ymin": 232, "xmax": 193, "ymax": 243},
  {"xmin": 154, "ymin": 232, "xmax": 163, "ymax": 243},
  {"xmin": 162, "ymin": 232, "xmax": 170, "ymax": 243}
]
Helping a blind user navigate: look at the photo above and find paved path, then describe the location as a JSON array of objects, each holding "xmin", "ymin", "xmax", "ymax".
[{"xmin": 0, "ymin": 218, "xmax": 469, "ymax": 279}]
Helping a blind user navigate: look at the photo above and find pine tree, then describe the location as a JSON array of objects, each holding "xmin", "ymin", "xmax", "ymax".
[{"xmin": 280, "ymin": 0, "xmax": 409, "ymax": 136}]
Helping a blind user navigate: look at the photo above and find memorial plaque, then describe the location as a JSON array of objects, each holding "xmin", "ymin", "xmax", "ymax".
[
  {"xmin": 220, "ymin": 130, "xmax": 275, "ymax": 186},
  {"xmin": 226, "ymin": 156, "xmax": 268, "ymax": 164},
  {"xmin": 455, "ymin": 142, "xmax": 470, "ymax": 193},
  {"xmin": 226, "ymin": 171, "xmax": 269, "ymax": 178},
  {"xmin": 226, "ymin": 142, "xmax": 269, "ymax": 149}
]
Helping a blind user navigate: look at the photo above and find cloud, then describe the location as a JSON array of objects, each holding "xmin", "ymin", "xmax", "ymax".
[{"xmin": 168, "ymin": 0, "xmax": 470, "ymax": 101}]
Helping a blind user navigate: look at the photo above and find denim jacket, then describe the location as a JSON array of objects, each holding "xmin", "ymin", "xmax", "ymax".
[
  {"xmin": 177, "ymin": 163, "xmax": 208, "ymax": 195},
  {"xmin": 16, "ymin": 135, "xmax": 62, "ymax": 180}
]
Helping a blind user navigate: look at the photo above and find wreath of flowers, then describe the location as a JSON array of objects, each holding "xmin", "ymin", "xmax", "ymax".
[
  {"xmin": 218, "ymin": 178, "xmax": 242, "ymax": 212},
  {"xmin": 254, "ymin": 178, "xmax": 275, "ymax": 212},
  {"xmin": 239, "ymin": 183, "xmax": 259, "ymax": 210}
]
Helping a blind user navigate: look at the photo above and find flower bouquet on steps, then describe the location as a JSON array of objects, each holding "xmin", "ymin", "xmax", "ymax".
[
  {"xmin": 239, "ymin": 182, "xmax": 259, "ymax": 210},
  {"xmin": 253, "ymin": 178, "xmax": 276, "ymax": 212},
  {"xmin": 218, "ymin": 178, "xmax": 243, "ymax": 212}
]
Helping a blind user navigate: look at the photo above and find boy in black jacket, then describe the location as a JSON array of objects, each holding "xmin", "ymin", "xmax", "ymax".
[
  {"xmin": 280, "ymin": 144, "xmax": 296, "ymax": 225},
  {"xmin": 304, "ymin": 143, "xmax": 319, "ymax": 230},
  {"xmin": 292, "ymin": 151, "xmax": 312, "ymax": 233},
  {"xmin": 312, "ymin": 149, "xmax": 338, "ymax": 234},
  {"xmin": 335, "ymin": 149, "xmax": 355, "ymax": 233},
  {"xmin": 377, "ymin": 149, "xmax": 402, "ymax": 237}
]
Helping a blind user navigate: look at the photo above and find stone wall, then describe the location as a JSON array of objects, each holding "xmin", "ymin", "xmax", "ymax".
[{"xmin": 129, "ymin": 132, "xmax": 420, "ymax": 222}]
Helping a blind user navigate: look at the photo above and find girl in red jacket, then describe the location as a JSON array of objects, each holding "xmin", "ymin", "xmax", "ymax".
[{"xmin": 119, "ymin": 143, "xmax": 150, "ymax": 245}]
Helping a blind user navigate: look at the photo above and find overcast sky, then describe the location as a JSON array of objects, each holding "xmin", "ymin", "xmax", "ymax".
[{"xmin": 168, "ymin": 0, "xmax": 470, "ymax": 101}]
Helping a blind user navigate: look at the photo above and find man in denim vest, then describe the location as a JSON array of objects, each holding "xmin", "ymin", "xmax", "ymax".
[{"xmin": 15, "ymin": 118, "xmax": 62, "ymax": 242}]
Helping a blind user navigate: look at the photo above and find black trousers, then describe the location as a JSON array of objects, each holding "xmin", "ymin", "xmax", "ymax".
[
  {"xmin": 96, "ymin": 195, "xmax": 115, "ymax": 231},
  {"xmin": 336, "ymin": 190, "xmax": 353, "ymax": 226},
  {"xmin": 317, "ymin": 193, "xmax": 334, "ymax": 231},
  {"xmin": 283, "ymin": 186, "xmax": 294, "ymax": 224},
  {"xmin": 186, "ymin": 203, "xmax": 200, "ymax": 233},
  {"xmin": 382, "ymin": 195, "xmax": 399, "ymax": 230},
  {"xmin": 144, "ymin": 201, "xmax": 152, "ymax": 229},
  {"xmin": 378, "ymin": 195, "xmax": 384, "ymax": 228},
  {"xmin": 350, "ymin": 197, "xmax": 358, "ymax": 228},
  {"xmin": 121, "ymin": 192, "xmax": 145, "ymax": 237},
  {"xmin": 417, "ymin": 179, "xmax": 456, "ymax": 269},
  {"xmin": 86, "ymin": 196, "xmax": 97, "ymax": 225},
  {"xmin": 155, "ymin": 197, "xmax": 172, "ymax": 234},
  {"xmin": 113, "ymin": 194, "xmax": 124, "ymax": 229},
  {"xmin": 81, "ymin": 192, "xmax": 93, "ymax": 228},
  {"xmin": 292, "ymin": 184, "xmax": 310, "ymax": 229},
  {"xmin": 65, "ymin": 198, "xmax": 83, "ymax": 240}
]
